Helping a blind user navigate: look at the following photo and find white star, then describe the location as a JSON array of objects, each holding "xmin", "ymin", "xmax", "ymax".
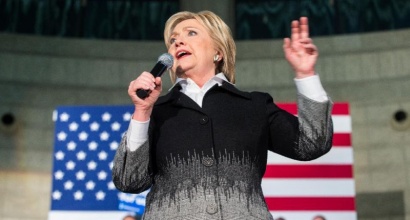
[
  {"xmin": 88, "ymin": 141, "xmax": 98, "ymax": 151},
  {"xmin": 69, "ymin": 122, "xmax": 79, "ymax": 131},
  {"xmin": 57, "ymin": 131, "xmax": 67, "ymax": 141},
  {"xmin": 110, "ymin": 141, "xmax": 119, "ymax": 150},
  {"xmin": 78, "ymin": 131, "xmax": 88, "ymax": 141},
  {"xmin": 100, "ymin": 131, "xmax": 109, "ymax": 141},
  {"xmin": 90, "ymin": 122, "xmax": 100, "ymax": 131},
  {"xmin": 87, "ymin": 161, "xmax": 97, "ymax": 170},
  {"xmin": 67, "ymin": 141, "xmax": 77, "ymax": 151},
  {"xmin": 102, "ymin": 112, "xmax": 111, "ymax": 122},
  {"xmin": 107, "ymin": 181, "xmax": 116, "ymax": 190},
  {"xmin": 97, "ymin": 170, "xmax": 107, "ymax": 180},
  {"xmin": 64, "ymin": 181, "xmax": 74, "ymax": 190},
  {"xmin": 98, "ymin": 151, "xmax": 108, "ymax": 160},
  {"xmin": 76, "ymin": 151, "xmax": 86, "ymax": 160},
  {"xmin": 111, "ymin": 122, "xmax": 121, "ymax": 131},
  {"xmin": 96, "ymin": 190, "xmax": 106, "ymax": 201},
  {"xmin": 74, "ymin": 190, "xmax": 84, "ymax": 200},
  {"xmin": 81, "ymin": 112, "xmax": 90, "ymax": 122},
  {"xmin": 55, "ymin": 151, "xmax": 65, "ymax": 160},
  {"xmin": 109, "ymin": 161, "xmax": 114, "ymax": 170},
  {"xmin": 86, "ymin": 180, "xmax": 96, "ymax": 190},
  {"xmin": 54, "ymin": 170, "xmax": 64, "ymax": 180},
  {"xmin": 66, "ymin": 160, "xmax": 76, "ymax": 170},
  {"xmin": 60, "ymin": 112, "xmax": 70, "ymax": 122},
  {"xmin": 123, "ymin": 112, "xmax": 132, "ymax": 121},
  {"xmin": 52, "ymin": 190, "xmax": 62, "ymax": 200},
  {"xmin": 76, "ymin": 170, "xmax": 86, "ymax": 180}
]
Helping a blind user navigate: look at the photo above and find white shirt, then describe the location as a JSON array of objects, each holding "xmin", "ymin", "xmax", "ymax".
[{"xmin": 127, "ymin": 73, "xmax": 328, "ymax": 151}]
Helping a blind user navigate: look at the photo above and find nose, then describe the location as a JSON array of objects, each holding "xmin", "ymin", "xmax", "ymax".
[{"xmin": 174, "ymin": 36, "xmax": 184, "ymax": 46}]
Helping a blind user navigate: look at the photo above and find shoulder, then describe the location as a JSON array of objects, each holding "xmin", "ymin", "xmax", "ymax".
[{"xmin": 220, "ymin": 82, "xmax": 274, "ymax": 102}]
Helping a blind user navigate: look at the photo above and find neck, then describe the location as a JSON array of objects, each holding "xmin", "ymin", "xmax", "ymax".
[{"xmin": 179, "ymin": 70, "xmax": 217, "ymax": 88}]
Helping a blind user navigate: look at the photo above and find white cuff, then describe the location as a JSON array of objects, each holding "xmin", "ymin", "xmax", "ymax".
[
  {"xmin": 126, "ymin": 119, "xmax": 150, "ymax": 151},
  {"xmin": 294, "ymin": 74, "xmax": 329, "ymax": 102}
]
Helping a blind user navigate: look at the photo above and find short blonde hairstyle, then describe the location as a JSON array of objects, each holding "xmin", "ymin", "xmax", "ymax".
[{"xmin": 164, "ymin": 11, "xmax": 236, "ymax": 83}]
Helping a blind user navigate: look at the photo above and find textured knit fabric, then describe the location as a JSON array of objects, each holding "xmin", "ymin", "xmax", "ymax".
[{"xmin": 112, "ymin": 82, "xmax": 333, "ymax": 220}]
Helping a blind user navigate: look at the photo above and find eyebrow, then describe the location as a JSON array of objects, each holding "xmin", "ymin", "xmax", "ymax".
[{"xmin": 170, "ymin": 26, "xmax": 199, "ymax": 37}]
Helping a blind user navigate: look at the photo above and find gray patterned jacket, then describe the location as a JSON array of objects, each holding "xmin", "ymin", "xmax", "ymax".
[{"xmin": 112, "ymin": 82, "xmax": 333, "ymax": 220}]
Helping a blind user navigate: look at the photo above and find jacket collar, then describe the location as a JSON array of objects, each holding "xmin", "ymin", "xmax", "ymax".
[{"xmin": 155, "ymin": 81, "xmax": 251, "ymax": 107}]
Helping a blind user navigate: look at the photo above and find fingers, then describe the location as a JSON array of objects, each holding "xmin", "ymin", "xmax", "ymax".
[
  {"xmin": 299, "ymin": 37, "xmax": 313, "ymax": 45},
  {"xmin": 288, "ymin": 17, "xmax": 313, "ymax": 53},
  {"xmin": 283, "ymin": 38, "xmax": 292, "ymax": 58},
  {"xmin": 283, "ymin": 38, "xmax": 291, "ymax": 48},
  {"xmin": 302, "ymin": 43, "xmax": 318, "ymax": 56},
  {"xmin": 128, "ymin": 72, "xmax": 157, "ymax": 98},
  {"xmin": 131, "ymin": 72, "xmax": 156, "ymax": 90},
  {"xmin": 299, "ymin": 17, "xmax": 309, "ymax": 39},
  {"xmin": 153, "ymin": 77, "xmax": 162, "ymax": 93},
  {"xmin": 285, "ymin": 36, "xmax": 314, "ymax": 52},
  {"xmin": 290, "ymin": 17, "xmax": 309, "ymax": 42},
  {"xmin": 291, "ymin": 20, "xmax": 300, "ymax": 42}
]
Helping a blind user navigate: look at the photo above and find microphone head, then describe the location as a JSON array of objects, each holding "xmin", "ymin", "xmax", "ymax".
[{"xmin": 158, "ymin": 53, "xmax": 174, "ymax": 68}]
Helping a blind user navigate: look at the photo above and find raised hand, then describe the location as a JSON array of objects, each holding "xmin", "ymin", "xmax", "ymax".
[{"xmin": 283, "ymin": 17, "xmax": 318, "ymax": 78}]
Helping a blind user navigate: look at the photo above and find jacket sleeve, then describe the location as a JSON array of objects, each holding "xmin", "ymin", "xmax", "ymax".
[
  {"xmin": 268, "ymin": 93, "xmax": 333, "ymax": 161},
  {"xmin": 111, "ymin": 131, "xmax": 153, "ymax": 193}
]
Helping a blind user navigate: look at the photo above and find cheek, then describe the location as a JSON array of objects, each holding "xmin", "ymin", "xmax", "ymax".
[{"xmin": 167, "ymin": 47, "xmax": 174, "ymax": 56}]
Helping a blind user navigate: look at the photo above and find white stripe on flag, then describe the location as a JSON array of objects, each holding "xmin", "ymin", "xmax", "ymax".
[
  {"xmin": 270, "ymin": 211, "xmax": 357, "ymax": 220},
  {"xmin": 49, "ymin": 211, "xmax": 134, "ymax": 220},
  {"xmin": 262, "ymin": 179, "xmax": 356, "ymax": 197},
  {"xmin": 332, "ymin": 116, "xmax": 352, "ymax": 132},
  {"xmin": 267, "ymin": 148, "xmax": 354, "ymax": 165}
]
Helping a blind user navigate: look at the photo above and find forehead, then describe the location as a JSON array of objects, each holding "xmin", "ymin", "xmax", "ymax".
[{"xmin": 172, "ymin": 18, "xmax": 206, "ymax": 33}]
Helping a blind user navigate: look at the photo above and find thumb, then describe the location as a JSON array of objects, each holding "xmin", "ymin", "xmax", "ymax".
[{"xmin": 154, "ymin": 77, "xmax": 162, "ymax": 92}]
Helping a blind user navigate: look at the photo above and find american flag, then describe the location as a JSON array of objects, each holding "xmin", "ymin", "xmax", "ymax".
[
  {"xmin": 49, "ymin": 103, "xmax": 356, "ymax": 220},
  {"xmin": 267, "ymin": 103, "xmax": 357, "ymax": 220},
  {"xmin": 49, "ymin": 105, "xmax": 136, "ymax": 220}
]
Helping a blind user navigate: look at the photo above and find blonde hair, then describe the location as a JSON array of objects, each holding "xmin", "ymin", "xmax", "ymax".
[{"xmin": 164, "ymin": 11, "xmax": 236, "ymax": 83}]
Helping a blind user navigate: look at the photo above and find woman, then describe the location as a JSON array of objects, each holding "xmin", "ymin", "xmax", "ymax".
[{"xmin": 113, "ymin": 11, "xmax": 333, "ymax": 220}]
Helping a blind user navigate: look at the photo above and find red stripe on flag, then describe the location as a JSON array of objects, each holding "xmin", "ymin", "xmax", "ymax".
[
  {"xmin": 264, "ymin": 165, "xmax": 353, "ymax": 178},
  {"xmin": 278, "ymin": 103, "xmax": 298, "ymax": 115},
  {"xmin": 265, "ymin": 197, "xmax": 356, "ymax": 211},
  {"xmin": 277, "ymin": 103, "xmax": 350, "ymax": 115},
  {"xmin": 333, "ymin": 133, "xmax": 351, "ymax": 146},
  {"xmin": 332, "ymin": 103, "xmax": 350, "ymax": 115}
]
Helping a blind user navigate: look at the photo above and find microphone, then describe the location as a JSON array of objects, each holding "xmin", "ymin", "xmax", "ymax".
[{"xmin": 136, "ymin": 53, "xmax": 174, "ymax": 99}]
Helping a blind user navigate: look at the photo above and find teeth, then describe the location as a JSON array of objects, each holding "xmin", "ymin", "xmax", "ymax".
[{"xmin": 178, "ymin": 51, "xmax": 187, "ymax": 57}]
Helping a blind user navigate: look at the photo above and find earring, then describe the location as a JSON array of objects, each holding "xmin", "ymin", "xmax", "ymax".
[{"xmin": 213, "ymin": 54, "xmax": 219, "ymax": 62}]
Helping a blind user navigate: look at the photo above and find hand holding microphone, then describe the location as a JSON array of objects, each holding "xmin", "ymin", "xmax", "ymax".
[
  {"xmin": 128, "ymin": 53, "xmax": 173, "ymax": 121},
  {"xmin": 136, "ymin": 53, "xmax": 174, "ymax": 99}
]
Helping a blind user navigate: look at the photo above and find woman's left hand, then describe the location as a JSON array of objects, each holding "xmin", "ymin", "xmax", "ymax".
[{"xmin": 283, "ymin": 17, "xmax": 318, "ymax": 79}]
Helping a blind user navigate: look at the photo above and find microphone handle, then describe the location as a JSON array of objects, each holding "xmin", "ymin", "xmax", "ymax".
[{"xmin": 136, "ymin": 62, "xmax": 169, "ymax": 99}]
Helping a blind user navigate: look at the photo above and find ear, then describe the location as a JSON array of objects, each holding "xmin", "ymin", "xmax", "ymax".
[
  {"xmin": 218, "ymin": 50, "xmax": 224, "ymax": 60},
  {"xmin": 214, "ymin": 51, "xmax": 223, "ymax": 62}
]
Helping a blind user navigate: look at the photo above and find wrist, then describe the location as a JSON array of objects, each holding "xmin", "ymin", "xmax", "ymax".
[
  {"xmin": 295, "ymin": 70, "xmax": 315, "ymax": 79},
  {"xmin": 132, "ymin": 108, "xmax": 152, "ymax": 121}
]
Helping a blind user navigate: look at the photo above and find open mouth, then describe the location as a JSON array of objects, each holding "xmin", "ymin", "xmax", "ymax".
[{"xmin": 176, "ymin": 51, "xmax": 191, "ymax": 59}]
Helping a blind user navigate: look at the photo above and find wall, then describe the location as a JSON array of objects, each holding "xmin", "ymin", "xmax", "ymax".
[{"xmin": 1, "ymin": 28, "xmax": 410, "ymax": 219}]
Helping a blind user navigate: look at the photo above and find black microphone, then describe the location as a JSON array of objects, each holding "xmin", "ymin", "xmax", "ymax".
[{"xmin": 136, "ymin": 53, "xmax": 174, "ymax": 99}]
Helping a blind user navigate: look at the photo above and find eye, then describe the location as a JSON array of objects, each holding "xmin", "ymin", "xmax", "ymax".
[
  {"xmin": 188, "ymin": 30, "xmax": 197, "ymax": 36},
  {"xmin": 169, "ymin": 38, "xmax": 176, "ymax": 44}
]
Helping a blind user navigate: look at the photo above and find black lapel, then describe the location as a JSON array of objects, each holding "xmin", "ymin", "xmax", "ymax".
[
  {"xmin": 154, "ymin": 81, "xmax": 251, "ymax": 111},
  {"xmin": 155, "ymin": 85, "xmax": 203, "ymax": 112},
  {"xmin": 218, "ymin": 81, "xmax": 251, "ymax": 100}
]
